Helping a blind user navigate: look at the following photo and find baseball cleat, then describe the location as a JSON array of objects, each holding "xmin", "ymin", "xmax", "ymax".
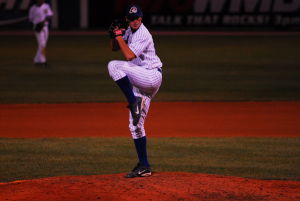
[
  {"xmin": 34, "ymin": 62, "xmax": 48, "ymax": 68},
  {"xmin": 128, "ymin": 97, "xmax": 143, "ymax": 126},
  {"xmin": 42, "ymin": 62, "xmax": 48, "ymax": 68},
  {"xmin": 125, "ymin": 163, "xmax": 152, "ymax": 178}
]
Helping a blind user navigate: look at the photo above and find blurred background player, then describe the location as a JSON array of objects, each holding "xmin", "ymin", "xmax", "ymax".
[
  {"xmin": 107, "ymin": 5, "xmax": 163, "ymax": 178},
  {"xmin": 29, "ymin": 0, "xmax": 53, "ymax": 67}
]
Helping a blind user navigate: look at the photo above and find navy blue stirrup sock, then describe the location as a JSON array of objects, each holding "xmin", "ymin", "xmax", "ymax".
[
  {"xmin": 134, "ymin": 136, "xmax": 150, "ymax": 167},
  {"xmin": 115, "ymin": 76, "xmax": 136, "ymax": 104}
]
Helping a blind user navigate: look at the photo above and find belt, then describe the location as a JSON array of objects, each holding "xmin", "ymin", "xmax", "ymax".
[{"xmin": 157, "ymin": 68, "xmax": 162, "ymax": 73}]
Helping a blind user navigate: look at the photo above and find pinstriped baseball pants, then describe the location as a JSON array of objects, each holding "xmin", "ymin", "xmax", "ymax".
[{"xmin": 108, "ymin": 60, "xmax": 162, "ymax": 139}]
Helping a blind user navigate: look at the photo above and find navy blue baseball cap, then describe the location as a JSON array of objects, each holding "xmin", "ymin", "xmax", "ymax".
[{"xmin": 126, "ymin": 5, "xmax": 143, "ymax": 20}]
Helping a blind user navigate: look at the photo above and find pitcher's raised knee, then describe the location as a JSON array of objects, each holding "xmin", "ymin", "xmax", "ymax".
[
  {"xmin": 107, "ymin": 60, "xmax": 118, "ymax": 74},
  {"xmin": 107, "ymin": 60, "xmax": 125, "ymax": 80}
]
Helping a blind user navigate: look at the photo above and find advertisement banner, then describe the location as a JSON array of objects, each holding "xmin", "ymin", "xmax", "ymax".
[
  {"xmin": 109, "ymin": 0, "xmax": 300, "ymax": 28},
  {"xmin": 1, "ymin": 0, "xmax": 300, "ymax": 30}
]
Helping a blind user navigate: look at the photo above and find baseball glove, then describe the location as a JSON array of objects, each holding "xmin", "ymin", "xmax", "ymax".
[
  {"xmin": 108, "ymin": 19, "xmax": 127, "ymax": 39},
  {"xmin": 34, "ymin": 21, "xmax": 45, "ymax": 33}
]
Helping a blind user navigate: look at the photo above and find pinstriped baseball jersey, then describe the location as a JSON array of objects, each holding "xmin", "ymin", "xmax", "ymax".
[
  {"xmin": 29, "ymin": 3, "xmax": 53, "ymax": 26},
  {"xmin": 123, "ymin": 24, "xmax": 162, "ymax": 70}
]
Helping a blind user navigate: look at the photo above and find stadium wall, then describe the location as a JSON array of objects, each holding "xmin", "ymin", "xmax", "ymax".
[{"xmin": 0, "ymin": 0, "xmax": 299, "ymax": 30}]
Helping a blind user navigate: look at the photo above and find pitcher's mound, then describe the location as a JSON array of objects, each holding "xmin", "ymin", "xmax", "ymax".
[{"xmin": 1, "ymin": 172, "xmax": 299, "ymax": 201}]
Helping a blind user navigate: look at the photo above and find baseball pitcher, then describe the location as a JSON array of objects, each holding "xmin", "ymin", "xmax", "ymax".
[
  {"xmin": 29, "ymin": 0, "xmax": 53, "ymax": 67},
  {"xmin": 107, "ymin": 4, "xmax": 163, "ymax": 178}
]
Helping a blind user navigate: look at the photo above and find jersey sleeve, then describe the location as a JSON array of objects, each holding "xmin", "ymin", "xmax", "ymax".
[
  {"xmin": 46, "ymin": 4, "xmax": 53, "ymax": 17},
  {"xmin": 128, "ymin": 32, "xmax": 150, "ymax": 57}
]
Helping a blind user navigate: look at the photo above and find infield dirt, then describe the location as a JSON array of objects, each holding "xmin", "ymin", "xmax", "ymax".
[
  {"xmin": 0, "ymin": 102, "xmax": 300, "ymax": 200},
  {"xmin": 1, "ymin": 101, "xmax": 299, "ymax": 138}
]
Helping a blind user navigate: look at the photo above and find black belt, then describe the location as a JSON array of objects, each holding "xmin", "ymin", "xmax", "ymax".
[{"xmin": 157, "ymin": 68, "xmax": 162, "ymax": 73}]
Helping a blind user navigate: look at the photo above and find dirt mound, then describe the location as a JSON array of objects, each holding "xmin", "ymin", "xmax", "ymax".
[{"xmin": 0, "ymin": 172, "xmax": 299, "ymax": 201}]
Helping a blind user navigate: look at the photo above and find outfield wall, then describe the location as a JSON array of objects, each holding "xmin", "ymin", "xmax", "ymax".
[{"xmin": 0, "ymin": 0, "xmax": 300, "ymax": 30}]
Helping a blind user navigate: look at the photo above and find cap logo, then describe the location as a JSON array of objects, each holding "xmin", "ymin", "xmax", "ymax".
[{"xmin": 129, "ymin": 6, "xmax": 138, "ymax": 14}]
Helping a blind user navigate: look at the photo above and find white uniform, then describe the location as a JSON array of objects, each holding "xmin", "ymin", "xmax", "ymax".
[
  {"xmin": 108, "ymin": 23, "xmax": 163, "ymax": 139},
  {"xmin": 29, "ymin": 3, "xmax": 53, "ymax": 64}
]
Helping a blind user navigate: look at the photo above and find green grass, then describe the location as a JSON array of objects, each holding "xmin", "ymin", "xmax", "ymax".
[
  {"xmin": 1, "ymin": 35, "xmax": 299, "ymax": 183},
  {"xmin": 0, "ymin": 34, "xmax": 300, "ymax": 103},
  {"xmin": 0, "ymin": 137, "xmax": 299, "ymax": 182}
]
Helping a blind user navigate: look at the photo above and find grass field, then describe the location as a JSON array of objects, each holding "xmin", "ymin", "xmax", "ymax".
[
  {"xmin": 1, "ymin": 137, "xmax": 300, "ymax": 182},
  {"xmin": 0, "ymin": 34, "xmax": 300, "ymax": 103},
  {"xmin": 0, "ymin": 33, "xmax": 300, "ymax": 183}
]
